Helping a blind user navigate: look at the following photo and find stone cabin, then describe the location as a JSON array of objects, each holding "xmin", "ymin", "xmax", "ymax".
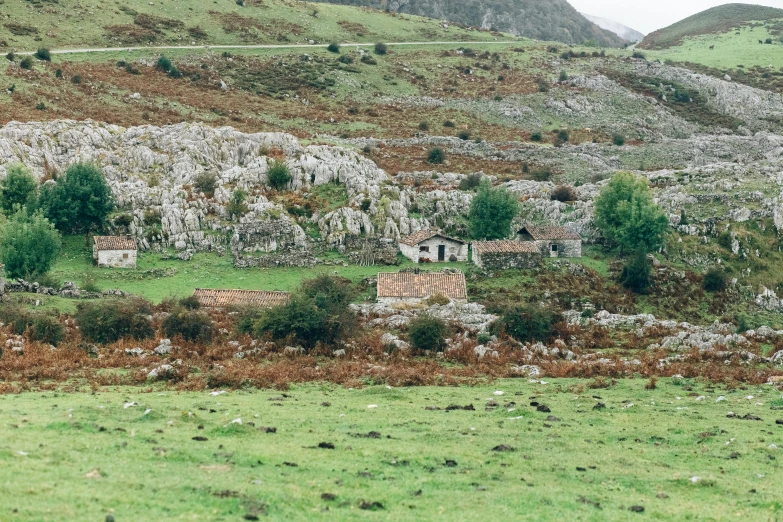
[
  {"xmin": 398, "ymin": 230, "xmax": 468, "ymax": 263},
  {"xmin": 376, "ymin": 271, "xmax": 468, "ymax": 304},
  {"xmin": 518, "ymin": 225, "xmax": 582, "ymax": 258},
  {"xmin": 93, "ymin": 236, "xmax": 138, "ymax": 268},
  {"xmin": 472, "ymin": 240, "xmax": 542, "ymax": 269},
  {"xmin": 192, "ymin": 288, "xmax": 291, "ymax": 309}
]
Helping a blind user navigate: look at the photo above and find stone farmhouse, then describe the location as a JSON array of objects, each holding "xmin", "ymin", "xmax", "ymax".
[
  {"xmin": 93, "ymin": 236, "xmax": 138, "ymax": 268},
  {"xmin": 376, "ymin": 271, "xmax": 468, "ymax": 304},
  {"xmin": 192, "ymin": 288, "xmax": 291, "ymax": 309},
  {"xmin": 398, "ymin": 230, "xmax": 468, "ymax": 263},
  {"xmin": 518, "ymin": 225, "xmax": 582, "ymax": 258},
  {"xmin": 472, "ymin": 240, "xmax": 542, "ymax": 269}
]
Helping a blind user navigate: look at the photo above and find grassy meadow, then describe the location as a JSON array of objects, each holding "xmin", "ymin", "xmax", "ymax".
[{"xmin": 0, "ymin": 378, "xmax": 781, "ymax": 520}]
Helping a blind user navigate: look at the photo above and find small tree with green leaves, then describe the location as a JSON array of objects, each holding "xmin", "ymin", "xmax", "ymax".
[
  {"xmin": 38, "ymin": 162, "xmax": 114, "ymax": 242},
  {"xmin": 374, "ymin": 42, "xmax": 388, "ymax": 55},
  {"xmin": 427, "ymin": 147, "xmax": 445, "ymax": 164},
  {"xmin": 468, "ymin": 180, "xmax": 520, "ymax": 240},
  {"xmin": 155, "ymin": 55, "xmax": 172, "ymax": 72},
  {"xmin": 34, "ymin": 48, "xmax": 51, "ymax": 61},
  {"xmin": 0, "ymin": 210, "xmax": 61, "ymax": 279},
  {"xmin": 267, "ymin": 160, "xmax": 292, "ymax": 190},
  {"xmin": 193, "ymin": 171, "xmax": 217, "ymax": 197},
  {"xmin": 226, "ymin": 189, "xmax": 249, "ymax": 219},
  {"xmin": 327, "ymin": 42, "xmax": 340, "ymax": 53},
  {"xmin": 408, "ymin": 315, "xmax": 448, "ymax": 354},
  {"xmin": 0, "ymin": 163, "xmax": 38, "ymax": 215}
]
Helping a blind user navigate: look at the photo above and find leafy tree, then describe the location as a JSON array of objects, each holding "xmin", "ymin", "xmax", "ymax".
[
  {"xmin": 19, "ymin": 56, "xmax": 33, "ymax": 70},
  {"xmin": 468, "ymin": 180, "xmax": 519, "ymax": 240},
  {"xmin": 0, "ymin": 163, "xmax": 38, "ymax": 215},
  {"xmin": 38, "ymin": 163, "xmax": 114, "ymax": 241},
  {"xmin": 703, "ymin": 267, "xmax": 728, "ymax": 292},
  {"xmin": 427, "ymin": 148, "xmax": 445, "ymax": 164},
  {"xmin": 34, "ymin": 48, "xmax": 51, "ymax": 61},
  {"xmin": 0, "ymin": 210, "xmax": 61, "ymax": 279},
  {"xmin": 495, "ymin": 305, "xmax": 562, "ymax": 343},
  {"xmin": 267, "ymin": 160, "xmax": 292, "ymax": 190},
  {"xmin": 193, "ymin": 171, "xmax": 217, "ymax": 196},
  {"xmin": 226, "ymin": 188, "xmax": 249, "ymax": 219},
  {"xmin": 619, "ymin": 249, "xmax": 652, "ymax": 293},
  {"xmin": 76, "ymin": 299, "xmax": 155, "ymax": 344},
  {"xmin": 163, "ymin": 308, "xmax": 214, "ymax": 344},
  {"xmin": 374, "ymin": 42, "xmax": 388, "ymax": 55},
  {"xmin": 408, "ymin": 315, "xmax": 448, "ymax": 353},
  {"xmin": 612, "ymin": 134, "xmax": 625, "ymax": 146},
  {"xmin": 155, "ymin": 55, "xmax": 172, "ymax": 72},
  {"xmin": 327, "ymin": 42, "xmax": 340, "ymax": 53},
  {"xmin": 594, "ymin": 172, "xmax": 669, "ymax": 253}
]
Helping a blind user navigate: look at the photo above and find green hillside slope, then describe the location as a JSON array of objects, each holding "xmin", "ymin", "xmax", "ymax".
[
  {"xmin": 311, "ymin": 0, "xmax": 627, "ymax": 47},
  {"xmin": 640, "ymin": 3, "xmax": 783, "ymax": 50}
]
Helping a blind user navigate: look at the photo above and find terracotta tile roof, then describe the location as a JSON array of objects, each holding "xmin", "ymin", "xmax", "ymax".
[
  {"xmin": 472, "ymin": 240, "xmax": 540, "ymax": 254},
  {"xmin": 193, "ymin": 288, "xmax": 291, "ymax": 308},
  {"xmin": 377, "ymin": 272, "xmax": 467, "ymax": 300},
  {"xmin": 93, "ymin": 236, "xmax": 137, "ymax": 251},
  {"xmin": 520, "ymin": 225, "xmax": 581, "ymax": 241},
  {"xmin": 399, "ymin": 229, "xmax": 466, "ymax": 247}
]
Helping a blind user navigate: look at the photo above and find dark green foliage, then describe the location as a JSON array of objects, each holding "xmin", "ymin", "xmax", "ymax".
[
  {"xmin": 20, "ymin": 57, "xmax": 33, "ymax": 70},
  {"xmin": 717, "ymin": 231, "xmax": 733, "ymax": 251},
  {"xmin": 556, "ymin": 130, "xmax": 570, "ymax": 142},
  {"xmin": 703, "ymin": 268, "xmax": 728, "ymax": 292},
  {"xmin": 673, "ymin": 89, "xmax": 691, "ymax": 103},
  {"xmin": 76, "ymin": 299, "xmax": 155, "ymax": 344},
  {"xmin": 443, "ymin": 120, "xmax": 455, "ymax": 128},
  {"xmin": 613, "ymin": 135, "xmax": 626, "ymax": 146},
  {"xmin": 168, "ymin": 66, "xmax": 182, "ymax": 78},
  {"xmin": 254, "ymin": 275, "xmax": 357, "ymax": 349},
  {"xmin": 267, "ymin": 160, "xmax": 292, "ymax": 190},
  {"xmin": 163, "ymin": 308, "xmax": 214, "ymax": 343},
  {"xmin": 193, "ymin": 171, "xmax": 218, "ymax": 196},
  {"xmin": 458, "ymin": 130, "xmax": 471, "ymax": 140},
  {"xmin": 418, "ymin": 121, "xmax": 429, "ymax": 131},
  {"xmin": 360, "ymin": 198, "xmax": 371, "ymax": 212},
  {"xmin": 155, "ymin": 55, "xmax": 172, "ymax": 72},
  {"xmin": 458, "ymin": 173, "xmax": 483, "ymax": 191},
  {"xmin": 143, "ymin": 209, "xmax": 161, "ymax": 227},
  {"xmin": 619, "ymin": 250, "xmax": 652, "ymax": 294},
  {"xmin": 530, "ymin": 167, "xmax": 553, "ymax": 181},
  {"xmin": 113, "ymin": 214, "xmax": 133, "ymax": 227},
  {"xmin": 407, "ymin": 315, "xmax": 448, "ymax": 353},
  {"xmin": 38, "ymin": 163, "xmax": 114, "ymax": 236},
  {"xmin": 0, "ymin": 163, "xmax": 38, "ymax": 215},
  {"xmin": 226, "ymin": 189, "xmax": 248, "ymax": 219},
  {"xmin": 338, "ymin": 54, "xmax": 354, "ymax": 64},
  {"xmin": 360, "ymin": 55, "xmax": 377, "ymax": 65},
  {"xmin": 679, "ymin": 210, "xmax": 689, "ymax": 226},
  {"xmin": 427, "ymin": 148, "xmax": 445, "ymax": 164},
  {"xmin": 0, "ymin": 305, "xmax": 64, "ymax": 346},
  {"xmin": 327, "ymin": 42, "xmax": 340, "ymax": 53},
  {"xmin": 0, "ymin": 211, "xmax": 61, "ymax": 279},
  {"xmin": 495, "ymin": 305, "xmax": 562, "ymax": 343},
  {"xmin": 632, "ymin": 51, "xmax": 646, "ymax": 60},
  {"xmin": 530, "ymin": 132, "xmax": 543, "ymax": 142},
  {"xmin": 735, "ymin": 314, "xmax": 750, "ymax": 334},
  {"xmin": 179, "ymin": 295, "xmax": 202, "ymax": 310},
  {"xmin": 36, "ymin": 102, "xmax": 46, "ymax": 111},
  {"xmin": 468, "ymin": 180, "xmax": 519, "ymax": 240},
  {"xmin": 594, "ymin": 172, "xmax": 669, "ymax": 253},
  {"xmin": 5, "ymin": 52, "xmax": 14, "ymax": 62},
  {"xmin": 71, "ymin": 75, "xmax": 82, "ymax": 84},
  {"xmin": 374, "ymin": 42, "xmax": 388, "ymax": 55},
  {"xmin": 34, "ymin": 48, "xmax": 51, "ymax": 61},
  {"xmin": 559, "ymin": 70, "xmax": 568, "ymax": 82},
  {"xmin": 550, "ymin": 185, "xmax": 576, "ymax": 202}
]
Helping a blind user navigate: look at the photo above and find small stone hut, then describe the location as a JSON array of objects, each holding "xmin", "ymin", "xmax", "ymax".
[
  {"xmin": 93, "ymin": 236, "xmax": 138, "ymax": 268},
  {"xmin": 472, "ymin": 240, "xmax": 542, "ymax": 269},
  {"xmin": 376, "ymin": 271, "xmax": 468, "ymax": 304},
  {"xmin": 518, "ymin": 225, "xmax": 582, "ymax": 258},
  {"xmin": 398, "ymin": 230, "xmax": 468, "ymax": 263},
  {"xmin": 192, "ymin": 288, "xmax": 291, "ymax": 309}
]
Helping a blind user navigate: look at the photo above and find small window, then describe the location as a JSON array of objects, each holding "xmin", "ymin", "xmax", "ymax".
[
  {"xmin": 551, "ymin": 244, "xmax": 558, "ymax": 252},
  {"xmin": 420, "ymin": 246, "xmax": 430, "ymax": 252},
  {"xmin": 123, "ymin": 253, "xmax": 129, "ymax": 259}
]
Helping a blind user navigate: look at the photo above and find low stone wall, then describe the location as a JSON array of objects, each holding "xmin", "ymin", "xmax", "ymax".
[
  {"xmin": 234, "ymin": 250, "xmax": 317, "ymax": 268},
  {"xmin": 342, "ymin": 236, "xmax": 399, "ymax": 266},
  {"xmin": 475, "ymin": 251, "xmax": 541, "ymax": 270}
]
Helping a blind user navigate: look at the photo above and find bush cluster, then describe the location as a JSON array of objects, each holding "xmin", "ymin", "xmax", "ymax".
[
  {"xmin": 0, "ymin": 305, "xmax": 64, "ymax": 346},
  {"xmin": 408, "ymin": 315, "xmax": 448, "ymax": 353},
  {"xmin": 495, "ymin": 305, "xmax": 562, "ymax": 343},
  {"xmin": 550, "ymin": 185, "xmax": 576, "ymax": 202},
  {"xmin": 76, "ymin": 299, "xmax": 155, "ymax": 344},
  {"xmin": 267, "ymin": 160, "xmax": 292, "ymax": 190},
  {"xmin": 163, "ymin": 308, "xmax": 214, "ymax": 343}
]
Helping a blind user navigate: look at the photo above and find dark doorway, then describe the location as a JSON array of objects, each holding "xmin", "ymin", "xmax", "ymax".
[{"xmin": 438, "ymin": 245, "xmax": 446, "ymax": 261}]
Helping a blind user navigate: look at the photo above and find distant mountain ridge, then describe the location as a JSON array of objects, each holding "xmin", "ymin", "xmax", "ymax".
[
  {"xmin": 640, "ymin": 3, "xmax": 783, "ymax": 49},
  {"xmin": 312, "ymin": 0, "xmax": 627, "ymax": 47},
  {"xmin": 581, "ymin": 13, "xmax": 644, "ymax": 42}
]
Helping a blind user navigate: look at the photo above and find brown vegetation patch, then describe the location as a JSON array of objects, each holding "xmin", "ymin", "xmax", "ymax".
[
  {"xmin": 4, "ymin": 23, "xmax": 39, "ymax": 36},
  {"xmin": 105, "ymin": 25, "xmax": 158, "ymax": 44},
  {"xmin": 337, "ymin": 21, "xmax": 369, "ymax": 34},
  {"xmin": 134, "ymin": 13, "xmax": 185, "ymax": 31},
  {"xmin": 372, "ymin": 145, "xmax": 521, "ymax": 176}
]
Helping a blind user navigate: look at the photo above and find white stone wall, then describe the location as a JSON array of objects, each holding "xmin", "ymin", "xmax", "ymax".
[
  {"xmin": 399, "ymin": 238, "xmax": 468, "ymax": 263},
  {"xmin": 95, "ymin": 249, "xmax": 137, "ymax": 268},
  {"xmin": 534, "ymin": 240, "xmax": 582, "ymax": 258}
]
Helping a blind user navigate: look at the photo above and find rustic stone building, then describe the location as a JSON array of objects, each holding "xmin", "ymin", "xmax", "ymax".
[
  {"xmin": 472, "ymin": 240, "xmax": 542, "ymax": 269},
  {"xmin": 398, "ymin": 230, "xmax": 468, "ymax": 263},
  {"xmin": 518, "ymin": 225, "xmax": 582, "ymax": 258},
  {"xmin": 376, "ymin": 271, "xmax": 468, "ymax": 304},
  {"xmin": 93, "ymin": 236, "xmax": 138, "ymax": 268},
  {"xmin": 192, "ymin": 288, "xmax": 291, "ymax": 309}
]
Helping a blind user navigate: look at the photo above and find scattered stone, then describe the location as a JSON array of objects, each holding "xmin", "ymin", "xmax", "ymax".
[
  {"xmin": 492, "ymin": 444, "xmax": 515, "ymax": 452},
  {"xmin": 629, "ymin": 505, "xmax": 645, "ymax": 513},
  {"xmin": 536, "ymin": 404, "xmax": 551, "ymax": 413}
]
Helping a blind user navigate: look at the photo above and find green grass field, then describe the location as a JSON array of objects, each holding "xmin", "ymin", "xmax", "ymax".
[{"xmin": 0, "ymin": 378, "xmax": 781, "ymax": 520}]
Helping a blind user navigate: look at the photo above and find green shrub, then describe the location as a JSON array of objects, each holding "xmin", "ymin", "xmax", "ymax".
[
  {"xmin": 168, "ymin": 66, "xmax": 182, "ymax": 78},
  {"xmin": 716, "ymin": 231, "xmax": 733, "ymax": 251},
  {"xmin": 735, "ymin": 314, "xmax": 750, "ymax": 333},
  {"xmin": 113, "ymin": 214, "xmax": 133, "ymax": 227},
  {"xmin": 427, "ymin": 148, "xmax": 445, "ymax": 164},
  {"xmin": 163, "ymin": 308, "xmax": 214, "ymax": 343},
  {"xmin": 143, "ymin": 209, "xmax": 162, "ymax": 226},
  {"xmin": 193, "ymin": 171, "xmax": 218, "ymax": 196},
  {"xmin": 468, "ymin": 180, "xmax": 519, "ymax": 240},
  {"xmin": 458, "ymin": 173, "xmax": 483, "ymax": 191},
  {"xmin": 458, "ymin": 130, "xmax": 471, "ymax": 141},
  {"xmin": 34, "ymin": 48, "xmax": 51, "ymax": 61},
  {"xmin": 327, "ymin": 42, "xmax": 340, "ymax": 53},
  {"xmin": 29, "ymin": 313, "xmax": 64, "ymax": 345},
  {"xmin": 673, "ymin": 89, "xmax": 691, "ymax": 103},
  {"xmin": 418, "ymin": 121, "xmax": 429, "ymax": 131},
  {"xmin": 180, "ymin": 295, "xmax": 202, "ymax": 310},
  {"xmin": 155, "ymin": 55, "xmax": 172, "ymax": 72},
  {"xmin": 423, "ymin": 293, "xmax": 450, "ymax": 306},
  {"xmin": 559, "ymin": 70, "xmax": 568, "ymax": 82},
  {"xmin": 632, "ymin": 51, "xmax": 646, "ymax": 60},
  {"xmin": 613, "ymin": 135, "xmax": 625, "ymax": 146},
  {"xmin": 408, "ymin": 315, "xmax": 448, "ymax": 353},
  {"xmin": 557, "ymin": 130, "xmax": 570, "ymax": 143},
  {"xmin": 443, "ymin": 120, "xmax": 455, "ymax": 128},
  {"xmin": 36, "ymin": 102, "xmax": 46, "ymax": 111},
  {"xmin": 531, "ymin": 167, "xmax": 553, "ymax": 181},
  {"xmin": 495, "ymin": 305, "xmax": 562, "ymax": 343},
  {"xmin": 360, "ymin": 55, "xmax": 377, "ymax": 65},
  {"xmin": 76, "ymin": 299, "xmax": 155, "ymax": 344},
  {"xmin": 5, "ymin": 52, "xmax": 14, "ymax": 62},
  {"xmin": 619, "ymin": 250, "xmax": 652, "ymax": 294},
  {"xmin": 71, "ymin": 75, "xmax": 82, "ymax": 84},
  {"xmin": 551, "ymin": 185, "xmax": 576, "ymax": 202},
  {"xmin": 80, "ymin": 272, "xmax": 101, "ymax": 293},
  {"xmin": 530, "ymin": 132, "xmax": 543, "ymax": 142},
  {"xmin": 374, "ymin": 42, "xmax": 388, "ymax": 55},
  {"xmin": 0, "ymin": 211, "xmax": 61, "ymax": 279},
  {"xmin": 55, "ymin": 68, "xmax": 63, "ymax": 78},
  {"xmin": 267, "ymin": 160, "xmax": 292, "ymax": 190},
  {"xmin": 338, "ymin": 54, "xmax": 353, "ymax": 64},
  {"xmin": 19, "ymin": 57, "xmax": 33, "ymax": 70},
  {"xmin": 0, "ymin": 163, "xmax": 38, "ymax": 215},
  {"xmin": 226, "ymin": 189, "xmax": 248, "ymax": 219},
  {"xmin": 703, "ymin": 268, "xmax": 728, "ymax": 292},
  {"xmin": 360, "ymin": 198, "xmax": 372, "ymax": 212}
]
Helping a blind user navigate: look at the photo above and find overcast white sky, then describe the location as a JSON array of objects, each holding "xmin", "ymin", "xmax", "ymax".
[{"xmin": 568, "ymin": 0, "xmax": 783, "ymax": 34}]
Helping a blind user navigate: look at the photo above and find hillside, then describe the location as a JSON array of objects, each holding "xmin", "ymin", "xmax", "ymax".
[
  {"xmin": 311, "ymin": 0, "xmax": 627, "ymax": 46},
  {"xmin": 582, "ymin": 13, "xmax": 644, "ymax": 42},
  {"xmin": 639, "ymin": 3, "xmax": 783, "ymax": 50}
]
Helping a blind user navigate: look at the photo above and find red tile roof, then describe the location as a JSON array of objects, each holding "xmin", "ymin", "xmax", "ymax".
[
  {"xmin": 193, "ymin": 289, "xmax": 291, "ymax": 308},
  {"xmin": 472, "ymin": 240, "xmax": 540, "ymax": 254},
  {"xmin": 520, "ymin": 225, "xmax": 581, "ymax": 241},
  {"xmin": 93, "ymin": 236, "xmax": 137, "ymax": 251},
  {"xmin": 399, "ymin": 229, "xmax": 466, "ymax": 247},
  {"xmin": 377, "ymin": 272, "xmax": 467, "ymax": 300}
]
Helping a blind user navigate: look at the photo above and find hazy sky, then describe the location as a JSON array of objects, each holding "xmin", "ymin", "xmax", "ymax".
[{"xmin": 568, "ymin": 0, "xmax": 783, "ymax": 34}]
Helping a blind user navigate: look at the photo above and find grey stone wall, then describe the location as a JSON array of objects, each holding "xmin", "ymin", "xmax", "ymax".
[
  {"xmin": 96, "ymin": 249, "xmax": 137, "ymax": 268},
  {"xmin": 524, "ymin": 239, "xmax": 582, "ymax": 258},
  {"xmin": 399, "ymin": 237, "xmax": 468, "ymax": 263},
  {"xmin": 473, "ymin": 251, "xmax": 542, "ymax": 270},
  {"xmin": 342, "ymin": 236, "xmax": 400, "ymax": 266}
]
